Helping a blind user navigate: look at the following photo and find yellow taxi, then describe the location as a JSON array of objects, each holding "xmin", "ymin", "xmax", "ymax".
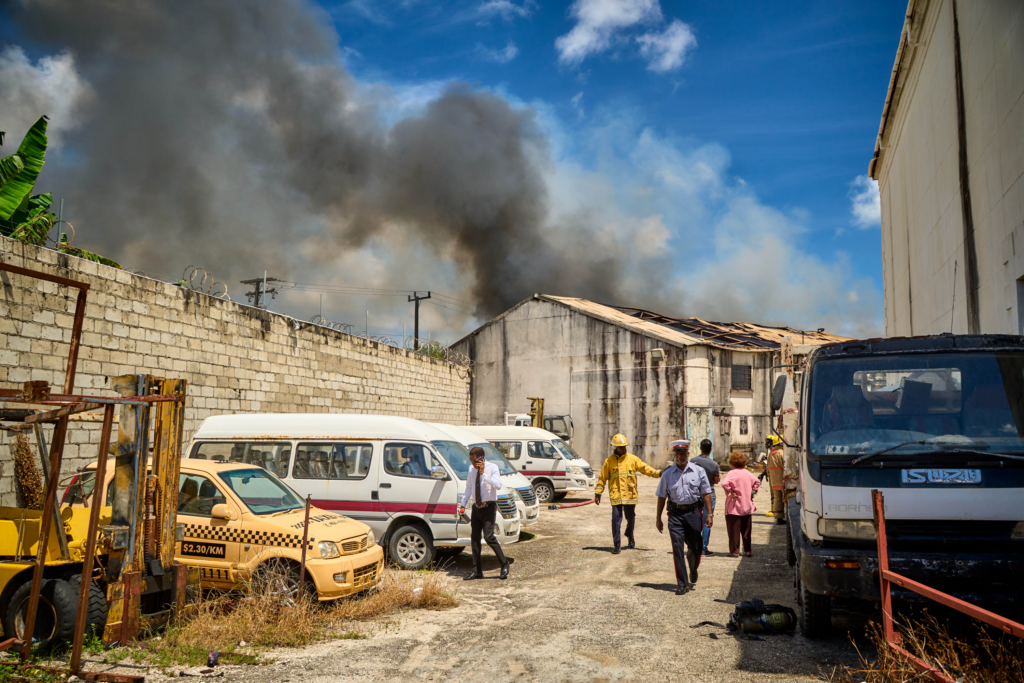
[{"xmin": 64, "ymin": 459, "xmax": 384, "ymax": 601}]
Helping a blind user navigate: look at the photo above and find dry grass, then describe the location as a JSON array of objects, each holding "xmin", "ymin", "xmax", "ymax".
[
  {"xmin": 13, "ymin": 431, "xmax": 44, "ymax": 510},
  {"xmin": 132, "ymin": 568, "xmax": 458, "ymax": 668},
  {"xmin": 821, "ymin": 614, "xmax": 1024, "ymax": 683}
]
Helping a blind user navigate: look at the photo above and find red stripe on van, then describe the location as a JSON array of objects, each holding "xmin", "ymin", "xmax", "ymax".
[
  {"xmin": 312, "ymin": 500, "xmax": 458, "ymax": 516},
  {"xmin": 520, "ymin": 470, "xmax": 561, "ymax": 476}
]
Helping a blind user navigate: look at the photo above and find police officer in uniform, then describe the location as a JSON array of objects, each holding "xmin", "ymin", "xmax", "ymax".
[{"xmin": 656, "ymin": 439, "xmax": 713, "ymax": 595}]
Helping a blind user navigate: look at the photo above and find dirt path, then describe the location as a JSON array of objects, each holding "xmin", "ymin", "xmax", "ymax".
[{"xmin": 147, "ymin": 479, "xmax": 862, "ymax": 682}]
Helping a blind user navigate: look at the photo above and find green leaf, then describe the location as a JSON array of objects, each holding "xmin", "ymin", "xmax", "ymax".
[
  {"xmin": 58, "ymin": 233, "xmax": 122, "ymax": 269},
  {"xmin": 0, "ymin": 153, "xmax": 24, "ymax": 190},
  {"xmin": 0, "ymin": 116, "xmax": 48, "ymax": 220}
]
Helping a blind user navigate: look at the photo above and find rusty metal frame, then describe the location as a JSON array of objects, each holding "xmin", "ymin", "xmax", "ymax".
[{"xmin": 871, "ymin": 490, "xmax": 1024, "ymax": 682}]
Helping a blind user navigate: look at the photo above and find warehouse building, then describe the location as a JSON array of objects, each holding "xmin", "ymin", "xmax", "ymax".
[
  {"xmin": 452, "ymin": 294, "xmax": 843, "ymax": 467},
  {"xmin": 870, "ymin": 0, "xmax": 1024, "ymax": 335}
]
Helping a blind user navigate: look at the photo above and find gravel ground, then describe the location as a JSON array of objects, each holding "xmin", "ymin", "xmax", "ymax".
[{"xmin": 127, "ymin": 479, "xmax": 865, "ymax": 682}]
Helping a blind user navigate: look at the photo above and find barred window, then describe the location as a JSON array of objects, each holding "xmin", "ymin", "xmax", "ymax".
[
  {"xmin": 732, "ymin": 365, "xmax": 752, "ymax": 392},
  {"xmin": 739, "ymin": 416, "xmax": 749, "ymax": 435}
]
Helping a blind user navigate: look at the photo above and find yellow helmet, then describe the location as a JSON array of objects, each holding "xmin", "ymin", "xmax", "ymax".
[
  {"xmin": 768, "ymin": 434, "xmax": 783, "ymax": 447},
  {"xmin": 611, "ymin": 433, "xmax": 629, "ymax": 447}
]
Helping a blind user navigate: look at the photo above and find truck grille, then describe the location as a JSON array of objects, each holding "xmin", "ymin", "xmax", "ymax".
[
  {"xmin": 886, "ymin": 520, "xmax": 1016, "ymax": 543},
  {"xmin": 517, "ymin": 486, "xmax": 537, "ymax": 506},
  {"xmin": 497, "ymin": 496, "xmax": 517, "ymax": 519},
  {"xmin": 352, "ymin": 560, "xmax": 380, "ymax": 587},
  {"xmin": 341, "ymin": 535, "xmax": 369, "ymax": 554},
  {"xmin": 582, "ymin": 467, "xmax": 593, "ymax": 478}
]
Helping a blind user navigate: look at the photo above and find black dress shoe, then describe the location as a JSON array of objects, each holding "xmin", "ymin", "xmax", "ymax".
[
  {"xmin": 689, "ymin": 569, "xmax": 698, "ymax": 584},
  {"xmin": 626, "ymin": 537, "xmax": 635, "ymax": 549},
  {"xmin": 703, "ymin": 548, "xmax": 713, "ymax": 556},
  {"xmin": 675, "ymin": 586, "xmax": 692, "ymax": 595},
  {"xmin": 612, "ymin": 545, "xmax": 621, "ymax": 555},
  {"xmin": 500, "ymin": 563, "xmax": 510, "ymax": 580},
  {"xmin": 464, "ymin": 573, "xmax": 484, "ymax": 581}
]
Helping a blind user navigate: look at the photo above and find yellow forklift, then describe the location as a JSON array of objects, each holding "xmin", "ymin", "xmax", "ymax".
[{"xmin": 0, "ymin": 263, "xmax": 199, "ymax": 682}]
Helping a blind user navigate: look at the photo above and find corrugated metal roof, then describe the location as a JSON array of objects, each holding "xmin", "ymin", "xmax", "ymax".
[{"xmin": 540, "ymin": 295, "xmax": 848, "ymax": 351}]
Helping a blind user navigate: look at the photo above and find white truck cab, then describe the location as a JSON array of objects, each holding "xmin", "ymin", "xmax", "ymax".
[
  {"xmin": 186, "ymin": 414, "xmax": 520, "ymax": 570},
  {"xmin": 465, "ymin": 425, "xmax": 596, "ymax": 504},
  {"xmin": 430, "ymin": 423, "xmax": 541, "ymax": 526}
]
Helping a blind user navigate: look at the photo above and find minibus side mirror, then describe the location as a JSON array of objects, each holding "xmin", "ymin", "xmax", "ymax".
[
  {"xmin": 430, "ymin": 466, "xmax": 449, "ymax": 480},
  {"xmin": 211, "ymin": 504, "xmax": 234, "ymax": 520}
]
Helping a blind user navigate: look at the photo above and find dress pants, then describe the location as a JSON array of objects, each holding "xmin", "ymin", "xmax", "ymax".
[
  {"xmin": 471, "ymin": 501, "xmax": 507, "ymax": 573},
  {"xmin": 668, "ymin": 506, "xmax": 703, "ymax": 588},
  {"xmin": 725, "ymin": 513, "xmax": 752, "ymax": 554},
  {"xmin": 611, "ymin": 504, "xmax": 636, "ymax": 546},
  {"xmin": 701, "ymin": 497, "xmax": 715, "ymax": 551}
]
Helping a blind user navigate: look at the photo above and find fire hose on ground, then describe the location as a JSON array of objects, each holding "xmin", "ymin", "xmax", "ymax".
[{"xmin": 548, "ymin": 498, "xmax": 596, "ymax": 510}]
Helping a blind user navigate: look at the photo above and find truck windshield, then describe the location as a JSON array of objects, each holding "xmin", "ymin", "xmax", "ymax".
[
  {"xmin": 809, "ymin": 352, "xmax": 1024, "ymax": 458},
  {"xmin": 545, "ymin": 417, "xmax": 569, "ymax": 440},
  {"xmin": 552, "ymin": 439, "xmax": 581, "ymax": 459},
  {"xmin": 217, "ymin": 468, "xmax": 304, "ymax": 515}
]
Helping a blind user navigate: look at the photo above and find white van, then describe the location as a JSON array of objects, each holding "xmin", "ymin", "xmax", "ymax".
[
  {"xmin": 464, "ymin": 426, "xmax": 597, "ymax": 504},
  {"xmin": 186, "ymin": 414, "xmax": 521, "ymax": 570},
  {"xmin": 430, "ymin": 423, "xmax": 541, "ymax": 526}
]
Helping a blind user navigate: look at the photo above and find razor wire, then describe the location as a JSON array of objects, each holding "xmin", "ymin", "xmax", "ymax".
[
  {"xmin": 177, "ymin": 266, "xmax": 232, "ymax": 302},
  {"xmin": 308, "ymin": 315, "xmax": 471, "ymax": 369}
]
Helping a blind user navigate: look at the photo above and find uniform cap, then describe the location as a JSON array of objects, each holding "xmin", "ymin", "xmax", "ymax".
[{"xmin": 670, "ymin": 439, "xmax": 690, "ymax": 451}]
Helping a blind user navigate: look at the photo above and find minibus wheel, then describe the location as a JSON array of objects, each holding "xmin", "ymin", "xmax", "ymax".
[
  {"xmin": 389, "ymin": 524, "xmax": 434, "ymax": 570},
  {"xmin": 532, "ymin": 480, "xmax": 555, "ymax": 504}
]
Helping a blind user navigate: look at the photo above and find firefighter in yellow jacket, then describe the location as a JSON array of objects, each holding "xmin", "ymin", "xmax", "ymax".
[
  {"xmin": 595, "ymin": 434, "xmax": 662, "ymax": 554},
  {"xmin": 766, "ymin": 435, "xmax": 785, "ymax": 524}
]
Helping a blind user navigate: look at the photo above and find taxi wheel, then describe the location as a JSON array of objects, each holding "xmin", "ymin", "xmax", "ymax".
[
  {"xmin": 533, "ymin": 481, "xmax": 555, "ymax": 504},
  {"xmin": 255, "ymin": 559, "xmax": 314, "ymax": 606},
  {"xmin": 389, "ymin": 525, "xmax": 434, "ymax": 570}
]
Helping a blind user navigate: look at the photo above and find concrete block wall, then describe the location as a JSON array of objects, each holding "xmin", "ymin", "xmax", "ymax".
[{"xmin": 0, "ymin": 237, "xmax": 470, "ymax": 506}]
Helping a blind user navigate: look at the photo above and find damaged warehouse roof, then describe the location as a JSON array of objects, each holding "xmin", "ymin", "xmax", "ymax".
[{"xmin": 462, "ymin": 294, "xmax": 849, "ymax": 352}]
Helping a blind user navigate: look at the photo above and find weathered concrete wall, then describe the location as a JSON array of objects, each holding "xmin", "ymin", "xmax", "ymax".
[
  {"xmin": 453, "ymin": 297, "xmax": 775, "ymax": 468},
  {"xmin": 877, "ymin": 0, "xmax": 1024, "ymax": 335},
  {"xmin": 0, "ymin": 238, "xmax": 470, "ymax": 506}
]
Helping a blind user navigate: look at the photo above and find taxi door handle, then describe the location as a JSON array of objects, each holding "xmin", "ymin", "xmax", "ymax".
[{"xmin": 379, "ymin": 483, "xmax": 392, "ymax": 488}]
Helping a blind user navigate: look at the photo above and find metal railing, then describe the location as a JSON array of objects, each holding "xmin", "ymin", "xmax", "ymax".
[{"xmin": 871, "ymin": 489, "xmax": 1024, "ymax": 682}]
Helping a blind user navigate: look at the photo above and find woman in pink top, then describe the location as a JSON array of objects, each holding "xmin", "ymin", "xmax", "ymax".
[{"xmin": 720, "ymin": 451, "xmax": 761, "ymax": 557}]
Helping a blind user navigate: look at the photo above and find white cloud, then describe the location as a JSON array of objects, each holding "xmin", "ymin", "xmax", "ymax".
[
  {"xmin": 570, "ymin": 91, "xmax": 584, "ymax": 117},
  {"xmin": 478, "ymin": 41, "xmax": 520, "ymax": 64},
  {"xmin": 556, "ymin": 0, "xmax": 663, "ymax": 65},
  {"xmin": 476, "ymin": 0, "xmax": 536, "ymax": 22},
  {"xmin": 850, "ymin": 174, "xmax": 880, "ymax": 228},
  {"xmin": 637, "ymin": 19, "xmax": 696, "ymax": 72},
  {"xmin": 0, "ymin": 47, "xmax": 93, "ymax": 149}
]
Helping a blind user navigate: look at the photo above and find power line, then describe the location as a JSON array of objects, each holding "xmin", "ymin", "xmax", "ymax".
[{"xmin": 425, "ymin": 299, "xmax": 474, "ymax": 315}]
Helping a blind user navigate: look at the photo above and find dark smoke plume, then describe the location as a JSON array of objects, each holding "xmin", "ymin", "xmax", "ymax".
[{"xmin": 3, "ymin": 0, "xmax": 634, "ymax": 318}]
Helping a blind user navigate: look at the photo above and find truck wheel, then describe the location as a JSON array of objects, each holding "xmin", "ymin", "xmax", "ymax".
[
  {"xmin": 389, "ymin": 525, "xmax": 434, "ymax": 570},
  {"xmin": 3, "ymin": 578, "xmax": 77, "ymax": 649},
  {"xmin": 786, "ymin": 527, "xmax": 797, "ymax": 567},
  {"xmin": 799, "ymin": 579, "xmax": 832, "ymax": 638},
  {"xmin": 533, "ymin": 481, "xmax": 555, "ymax": 504},
  {"xmin": 68, "ymin": 574, "xmax": 107, "ymax": 635}
]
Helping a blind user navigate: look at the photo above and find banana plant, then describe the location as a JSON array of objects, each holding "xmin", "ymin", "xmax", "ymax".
[{"xmin": 0, "ymin": 116, "xmax": 48, "ymax": 219}]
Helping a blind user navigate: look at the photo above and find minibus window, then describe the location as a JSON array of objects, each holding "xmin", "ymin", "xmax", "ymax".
[
  {"xmin": 491, "ymin": 441, "xmax": 522, "ymax": 460},
  {"xmin": 294, "ymin": 442, "xmax": 373, "ymax": 480},
  {"xmin": 192, "ymin": 442, "xmax": 291, "ymax": 474},
  {"xmin": 384, "ymin": 443, "xmax": 445, "ymax": 479},
  {"xmin": 473, "ymin": 443, "xmax": 517, "ymax": 475},
  {"xmin": 528, "ymin": 441, "xmax": 559, "ymax": 458}
]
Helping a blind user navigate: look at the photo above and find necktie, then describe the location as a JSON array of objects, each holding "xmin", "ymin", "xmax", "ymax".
[{"xmin": 475, "ymin": 463, "xmax": 483, "ymax": 506}]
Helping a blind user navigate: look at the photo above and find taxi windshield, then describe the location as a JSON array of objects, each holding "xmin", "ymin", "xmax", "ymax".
[
  {"xmin": 217, "ymin": 468, "xmax": 304, "ymax": 515},
  {"xmin": 553, "ymin": 439, "xmax": 581, "ymax": 459},
  {"xmin": 472, "ymin": 443, "xmax": 517, "ymax": 475}
]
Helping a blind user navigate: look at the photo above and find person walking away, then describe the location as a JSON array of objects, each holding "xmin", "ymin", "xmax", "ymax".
[
  {"xmin": 690, "ymin": 439, "xmax": 721, "ymax": 556},
  {"xmin": 595, "ymin": 434, "xmax": 662, "ymax": 554},
  {"xmin": 720, "ymin": 451, "xmax": 760, "ymax": 556},
  {"xmin": 460, "ymin": 446, "xmax": 512, "ymax": 580},
  {"xmin": 766, "ymin": 435, "xmax": 785, "ymax": 524},
  {"xmin": 655, "ymin": 440, "xmax": 712, "ymax": 595}
]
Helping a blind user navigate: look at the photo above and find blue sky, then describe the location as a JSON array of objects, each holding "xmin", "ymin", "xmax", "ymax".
[
  {"xmin": 323, "ymin": 0, "xmax": 903, "ymax": 336},
  {"xmin": 0, "ymin": 0, "xmax": 905, "ymax": 341}
]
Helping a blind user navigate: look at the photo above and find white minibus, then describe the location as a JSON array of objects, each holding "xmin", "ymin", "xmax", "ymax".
[{"xmin": 186, "ymin": 414, "xmax": 520, "ymax": 570}]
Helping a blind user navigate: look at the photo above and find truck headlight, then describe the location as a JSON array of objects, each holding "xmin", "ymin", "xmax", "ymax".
[
  {"xmin": 567, "ymin": 466, "xmax": 583, "ymax": 476},
  {"xmin": 818, "ymin": 519, "xmax": 876, "ymax": 541},
  {"xmin": 366, "ymin": 530, "xmax": 375, "ymax": 546},
  {"xmin": 1012, "ymin": 522, "xmax": 1024, "ymax": 540},
  {"xmin": 319, "ymin": 541, "xmax": 340, "ymax": 558}
]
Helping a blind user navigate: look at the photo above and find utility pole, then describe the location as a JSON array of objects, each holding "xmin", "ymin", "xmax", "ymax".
[
  {"xmin": 240, "ymin": 273, "xmax": 280, "ymax": 309},
  {"xmin": 408, "ymin": 291, "xmax": 431, "ymax": 350}
]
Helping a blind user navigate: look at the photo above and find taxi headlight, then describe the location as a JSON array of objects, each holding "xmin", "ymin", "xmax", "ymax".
[
  {"xmin": 319, "ymin": 541, "xmax": 340, "ymax": 559},
  {"xmin": 817, "ymin": 519, "xmax": 876, "ymax": 541},
  {"xmin": 366, "ymin": 530, "xmax": 375, "ymax": 547},
  {"xmin": 567, "ymin": 466, "xmax": 584, "ymax": 476}
]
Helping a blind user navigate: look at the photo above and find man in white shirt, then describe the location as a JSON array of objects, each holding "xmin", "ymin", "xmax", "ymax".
[{"xmin": 460, "ymin": 447, "xmax": 512, "ymax": 580}]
